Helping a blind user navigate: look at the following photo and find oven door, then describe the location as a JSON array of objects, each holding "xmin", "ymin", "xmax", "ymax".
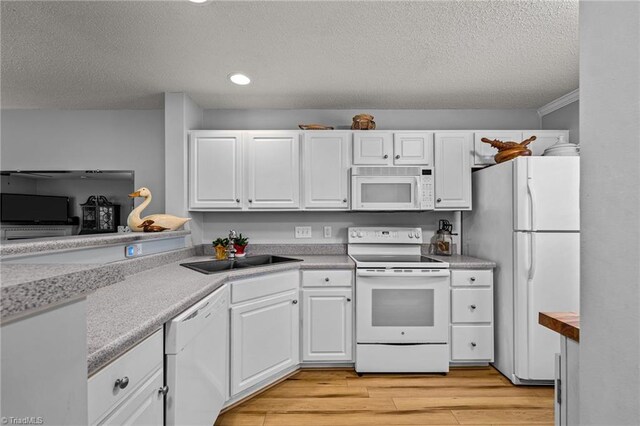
[
  {"xmin": 352, "ymin": 176, "xmax": 420, "ymax": 210},
  {"xmin": 356, "ymin": 269, "xmax": 450, "ymax": 343}
]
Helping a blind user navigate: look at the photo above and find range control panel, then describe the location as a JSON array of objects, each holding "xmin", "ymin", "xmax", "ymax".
[{"xmin": 348, "ymin": 227, "xmax": 423, "ymax": 244}]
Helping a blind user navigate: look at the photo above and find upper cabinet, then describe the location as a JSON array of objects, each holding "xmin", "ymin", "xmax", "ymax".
[
  {"xmin": 353, "ymin": 132, "xmax": 393, "ymax": 165},
  {"xmin": 353, "ymin": 131, "xmax": 433, "ymax": 166},
  {"xmin": 302, "ymin": 132, "xmax": 350, "ymax": 209},
  {"xmin": 245, "ymin": 131, "xmax": 301, "ymax": 209},
  {"xmin": 473, "ymin": 131, "xmax": 523, "ymax": 166},
  {"xmin": 434, "ymin": 132, "xmax": 472, "ymax": 210},
  {"xmin": 189, "ymin": 131, "xmax": 243, "ymax": 210}
]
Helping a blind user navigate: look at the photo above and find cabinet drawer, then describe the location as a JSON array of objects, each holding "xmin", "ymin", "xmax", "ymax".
[
  {"xmin": 451, "ymin": 270, "xmax": 493, "ymax": 287},
  {"xmin": 88, "ymin": 329, "xmax": 163, "ymax": 425},
  {"xmin": 451, "ymin": 326, "xmax": 493, "ymax": 361},
  {"xmin": 231, "ymin": 270, "xmax": 299, "ymax": 304},
  {"xmin": 452, "ymin": 288, "xmax": 493, "ymax": 323},
  {"xmin": 302, "ymin": 270, "xmax": 353, "ymax": 288}
]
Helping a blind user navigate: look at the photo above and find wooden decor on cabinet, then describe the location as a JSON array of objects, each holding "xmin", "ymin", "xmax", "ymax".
[
  {"xmin": 351, "ymin": 114, "xmax": 376, "ymax": 130},
  {"xmin": 481, "ymin": 135, "xmax": 537, "ymax": 164}
]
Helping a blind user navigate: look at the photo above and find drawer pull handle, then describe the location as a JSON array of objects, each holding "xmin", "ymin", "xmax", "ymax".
[
  {"xmin": 470, "ymin": 304, "xmax": 477, "ymax": 310},
  {"xmin": 325, "ymin": 277, "xmax": 330, "ymax": 282},
  {"xmin": 235, "ymin": 199, "xmax": 240, "ymax": 203},
  {"xmin": 470, "ymin": 342, "xmax": 477, "ymax": 348},
  {"xmin": 383, "ymin": 154, "xmax": 389, "ymax": 159},
  {"xmin": 292, "ymin": 300, "xmax": 298, "ymax": 305},
  {"xmin": 158, "ymin": 385, "xmax": 169, "ymax": 396},
  {"xmin": 395, "ymin": 155, "xmax": 401, "ymax": 159},
  {"xmin": 114, "ymin": 377, "xmax": 129, "ymax": 390},
  {"xmin": 470, "ymin": 277, "xmax": 476, "ymax": 282},
  {"xmin": 346, "ymin": 298, "xmax": 352, "ymax": 302}
]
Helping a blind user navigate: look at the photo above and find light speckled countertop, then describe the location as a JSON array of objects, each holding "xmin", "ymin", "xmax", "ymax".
[
  {"xmin": 0, "ymin": 230, "xmax": 190, "ymax": 257},
  {"xmin": 86, "ymin": 254, "xmax": 354, "ymax": 375},
  {"xmin": 428, "ymin": 254, "xmax": 496, "ymax": 269}
]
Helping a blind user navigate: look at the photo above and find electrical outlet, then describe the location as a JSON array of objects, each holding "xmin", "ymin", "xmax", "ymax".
[
  {"xmin": 294, "ymin": 226, "xmax": 312, "ymax": 239},
  {"xmin": 125, "ymin": 243, "xmax": 143, "ymax": 258},
  {"xmin": 323, "ymin": 226, "xmax": 332, "ymax": 238}
]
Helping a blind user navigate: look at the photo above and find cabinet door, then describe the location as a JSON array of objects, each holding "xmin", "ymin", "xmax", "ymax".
[
  {"xmin": 434, "ymin": 133, "xmax": 472, "ymax": 210},
  {"xmin": 231, "ymin": 291, "xmax": 299, "ymax": 396},
  {"xmin": 189, "ymin": 131, "xmax": 243, "ymax": 209},
  {"xmin": 245, "ymin": 132, "xmax": 301, "ymax": 209},
  {"xmin": 302, "ymin": 132, "xmax": 350, "ymax": 209},
  {"xmin": 523, "ymin": 130, "xmax": 570, "ymax": 156},
  {"xmin": 98, "ymin": 369, "xmax": 163, "ymax": 426},
  {"xmin": 393, "ymin": 132, "xmax": 433, "ymax": 165},
  {"xmin": 473, "ymin": 131, "xmax": 523, "ymax": 166},
  {"xmin": 302, "ymin": 289, "xmax": 353, "ymax": 362},
  {"xmin": 353, "ymin": 132, "xmax": 393, "ymax": 165}
]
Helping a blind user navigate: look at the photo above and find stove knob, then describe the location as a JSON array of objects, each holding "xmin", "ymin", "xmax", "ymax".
[
  {"xmin": 408, "ymin": 232, "xmax": 414, "ymax": 238},
  {"xmin": 350, "ymin": 231, "xmax": 357, "ymax": 238},
  {"xmin": 357, "ymin": 231, "xmax": 364, "ymax": 238},
  {"xmin": 415, "ymin": 231, "xmax": 421, "ymax": 238}
]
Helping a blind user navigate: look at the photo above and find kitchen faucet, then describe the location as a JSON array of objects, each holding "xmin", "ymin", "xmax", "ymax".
[{"xmin": 227, "ymin": 229, "xmax": 238, "ymax": 259}]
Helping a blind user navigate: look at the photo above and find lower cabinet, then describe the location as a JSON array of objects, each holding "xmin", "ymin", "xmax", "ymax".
[
  {"xmin": 88, "ymin": 330, "xmax": 164, "ymax": 426},
  {"xmin": 230, "ymin": 288, "xmax": 300, "ymax": 396},
  {"xmin": 302, "ymin": 288, "xmax": 353, "ymax": 362},
  {"xmin": 98, "ymin": 369, "xmax": 164, "ymax": 425}
]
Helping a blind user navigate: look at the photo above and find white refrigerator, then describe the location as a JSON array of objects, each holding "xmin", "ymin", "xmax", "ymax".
[{"xmin": 463, "ymin": 156, "xmax": 579, "ymax": 384}]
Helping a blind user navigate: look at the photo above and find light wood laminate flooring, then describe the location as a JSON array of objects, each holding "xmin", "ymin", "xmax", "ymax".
[{"xmin": 215, "ymin": 367, "xmax": 554, "ymax": 425}]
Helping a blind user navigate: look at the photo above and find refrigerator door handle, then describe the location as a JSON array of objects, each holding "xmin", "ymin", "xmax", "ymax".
[
  {"xmin": 527, "ymin": 176, "xmax": 537, "ymax": 231},
  {"xmin": 528, "ymin": 232, "xmax": 537, "ymax": 281}
]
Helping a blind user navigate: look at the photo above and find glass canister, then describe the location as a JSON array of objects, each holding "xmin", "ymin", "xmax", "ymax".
[{"xmin": 435, "ymin": 219, "xmax": 454, "ymax": 256}]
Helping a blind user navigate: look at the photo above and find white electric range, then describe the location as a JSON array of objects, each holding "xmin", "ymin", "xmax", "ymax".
[{"xmin": 348, "ymin": 227, "xmax": 450, "ymax": 373}]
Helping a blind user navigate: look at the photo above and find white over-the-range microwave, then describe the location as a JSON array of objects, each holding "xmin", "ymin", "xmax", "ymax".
[{"xmin": 351, "ymin": 166, "xmax": 434, "ymax": 211}]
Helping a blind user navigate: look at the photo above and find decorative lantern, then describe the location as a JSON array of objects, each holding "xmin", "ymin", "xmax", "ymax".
[{"xmin": 80, "ymin": 195, "xmax": 120, "ymax": 234}]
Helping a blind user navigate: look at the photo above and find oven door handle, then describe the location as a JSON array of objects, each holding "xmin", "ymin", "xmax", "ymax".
[{"xmin": 356, "ymin": 270, "xmax": 450, "ymax": 278}]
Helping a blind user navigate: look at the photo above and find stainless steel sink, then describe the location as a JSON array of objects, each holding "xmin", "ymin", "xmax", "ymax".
[{"xmin": 180, "ymin": 255, "xmax": 302, "ymax": 275}]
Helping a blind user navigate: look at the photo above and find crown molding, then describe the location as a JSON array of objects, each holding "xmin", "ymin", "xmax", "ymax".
[{"xmin": 537, "ymin": 89, "xmax": 579, "ymax": 118}]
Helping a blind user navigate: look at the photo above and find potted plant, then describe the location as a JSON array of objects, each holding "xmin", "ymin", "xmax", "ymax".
[
  {"xmin": 212, "ymin": 238, "xmax": 229, "ymax": 260},
  {"xmin": 233, "ymin": 233, "xmax": 249, "ymax": 257}
]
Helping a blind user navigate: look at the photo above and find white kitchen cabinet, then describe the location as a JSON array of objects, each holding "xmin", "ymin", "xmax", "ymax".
[
  {"xmin": 302, "ymin": 288, "xmax": 353, "ymax": 362},
  {"xmin": 449, "ymin": 269, "xmax": 494, "ymax": 364},
  {"xmin": 245, "ymin": 131, "xmax": 301, "ymax": 209},
  {"xmin": 434, "ymin": 132, "xmax": 472, "ymax": 210},
  {"xmin": 97, "ymin": 369, "xmax": 164, "ymax": 426},
  {"xmin": 523, "ymin": 130, "xmax": 570, "ymax": 156},
  {"xmin": 189, "ymin": 131, "xmax": 243, "ymax": 210},
  {"xmin": 473, "ymin": 131, "xmax": 523, "ymax": 166},
  {"xmin": 352, "ymin": 132, "xmax": 393, "ymax": 165},
  {"xmin": 302, "ymin": 131, "xmax": 350, "ymax": 209},
  {"xmin": 393, "ymin": 132, "xmax": 433, "ymax": 165},
  {"xmin": 230, "ymin": 290, "xmax": 300, "ymax": 396}
]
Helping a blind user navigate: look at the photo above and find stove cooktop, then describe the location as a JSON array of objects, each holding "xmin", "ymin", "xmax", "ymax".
[{"xmin": 350, "ymin": 254, "xmax": 444, "ymax": 264}]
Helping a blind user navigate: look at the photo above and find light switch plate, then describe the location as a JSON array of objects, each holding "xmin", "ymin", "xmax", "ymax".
[
  {"xmin": 295, "ymin": 226, "xmax": 312, "ymax": 239},
  {"xmin": 323, "ymin": 226, "xmax": 332, "ymax": 238}
]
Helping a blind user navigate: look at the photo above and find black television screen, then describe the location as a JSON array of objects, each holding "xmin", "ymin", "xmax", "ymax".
[{"xmin": 1, "ymin": 193, "xmax": 69, "ymax": 224}]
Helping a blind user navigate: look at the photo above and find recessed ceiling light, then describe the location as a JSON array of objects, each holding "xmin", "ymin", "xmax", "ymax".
[
  {"xmin": 188, "ymin": 0, "xmax": 209, "ymax": 3},
  {"xmin": 228, "ymin": 73, "xmax": 251, "ymax": 86}
]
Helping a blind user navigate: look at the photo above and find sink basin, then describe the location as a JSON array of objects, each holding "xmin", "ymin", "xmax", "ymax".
[{"xmin": 181, "ymin": 255, "xmax": 302, "ymax": 275}]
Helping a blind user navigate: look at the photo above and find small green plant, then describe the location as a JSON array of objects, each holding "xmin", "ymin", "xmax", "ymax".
[
  {"xmin": 212, "ymin": 238, "xmax": 229, "ymax": 247},
  {"xmin": 234, "ymin": 233, "xmax": 249, "ymax": 246}
]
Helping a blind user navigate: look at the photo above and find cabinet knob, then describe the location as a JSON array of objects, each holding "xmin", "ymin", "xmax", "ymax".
[
  {"xmin": 395, "ymin": 155, "xmax": 400, "ymax": 159},
  {"xmin": 248, "ymin": 199, "xmax": 252, "ymax": 203},
  {"xmin": 292, "ymin": 300, "xmax": 298, "ymax": 304},
  {"xmin": 343, "ymin": 198, "xmax": 348, "ymax": 203},
  {"xmin": 436, "ymin": 198, "xmax": 442, "ymax": 203},
  {"xmin": 346, "ymin": 298, "xmax": 352, "ymax": 302},
  {"xmin": 470, "ymin": 342, "xmax": 477, "ymax": 347},
  {"xmin": 325, "ymin": 277, "xmax": 330, "ymax": 282},
  {"xmin": 114, "ymin": 377, "xmax": 129, "ymax": 390},
  {"xmin": 470, "ymin": 277, "xmax": 476, "ymax": 282},
  {"xmin": 383, "ymin": 154, "xmax": 389, "ymax": 159},
  {"xmin": 236, "ymin": 199, "xmax": 240, "ymax": 203},
  {"xmin": 470, "ymin": 304, "xmax": 477, "ymax": 310},
  {"xmin": 158, "ymin": 385, "xmax": 169, "ymax": 396}
]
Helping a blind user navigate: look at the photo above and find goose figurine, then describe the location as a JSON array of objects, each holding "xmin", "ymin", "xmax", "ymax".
[{"xmin": 127, "ymin": 187, "xmax": 191, "ymax": 232}]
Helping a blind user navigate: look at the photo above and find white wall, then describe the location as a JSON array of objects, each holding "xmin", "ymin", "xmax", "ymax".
[
  {"xmin": 0, "ymin": 109, "xmax": 165, "ymax": 215},
  {"xmin": 201, "ymin": 211, "xmax": 457, "ymax": 246},
  {"xmin": 202, "ymin": 108, "xmax": 541, "ymax": 130},
  {"xmin": 579, "ymin": 1, "xmax": 640, "ymax": 424},
  {"xmin": 542, "ymin": 101, "xmax": 579, "ymax": 144}
]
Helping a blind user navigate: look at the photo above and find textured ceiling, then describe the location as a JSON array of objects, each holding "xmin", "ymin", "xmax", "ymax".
[{"xmin": 1, "ymin": 1, "xmax": 579, "ymax": 110}]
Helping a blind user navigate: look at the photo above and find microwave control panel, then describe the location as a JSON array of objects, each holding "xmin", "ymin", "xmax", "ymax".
[{"xmin": 420, "ymin": 169, "xmax": 434, "ymax": 210}]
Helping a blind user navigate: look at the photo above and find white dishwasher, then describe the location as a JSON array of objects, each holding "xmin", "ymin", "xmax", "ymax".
[{"xmin": 165, "ymin": 285, "xmax": 229, "ymax": 426}]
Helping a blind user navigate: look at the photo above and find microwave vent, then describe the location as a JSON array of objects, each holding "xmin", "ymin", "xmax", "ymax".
[{"xmin": 351, "ymin": 166, "xmax": 423, "ymax": 176}]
